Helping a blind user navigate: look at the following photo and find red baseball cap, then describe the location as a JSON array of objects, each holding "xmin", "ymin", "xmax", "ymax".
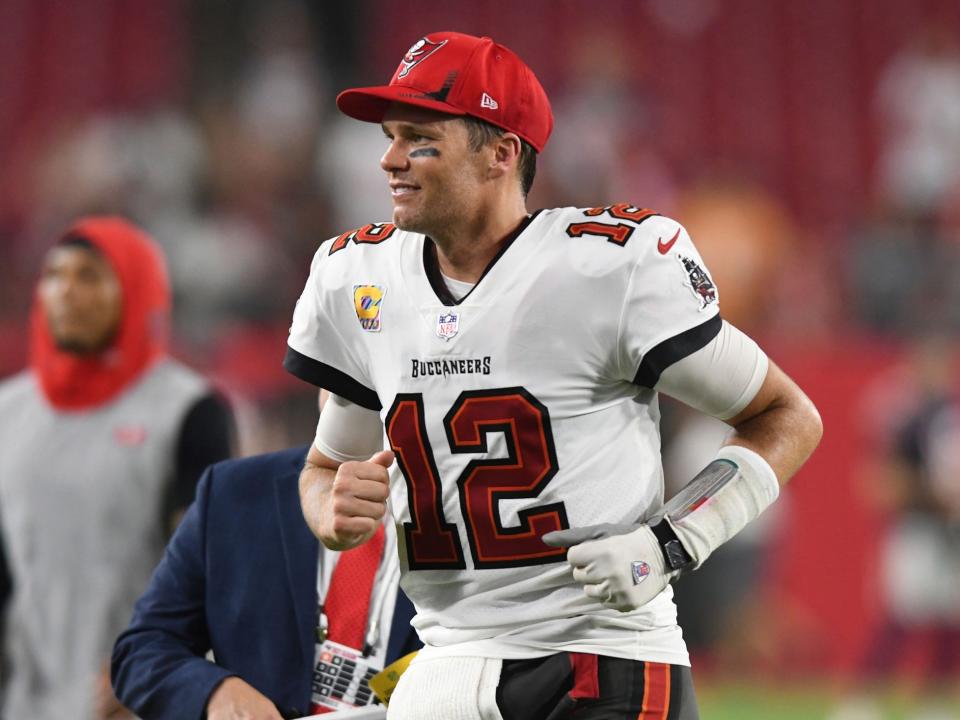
[{"xmin": 336, "ymin": 31, "xmax": 553, "ymax": 152}]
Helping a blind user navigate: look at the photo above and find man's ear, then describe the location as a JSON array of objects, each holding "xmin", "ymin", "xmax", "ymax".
[{"xmin": 488, "ymin": 133, "xmax": 522, "ymax": 180}]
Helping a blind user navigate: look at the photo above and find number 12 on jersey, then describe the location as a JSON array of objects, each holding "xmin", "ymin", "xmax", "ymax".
[{"xmin": 385, "ymin": 387, "xmax": 569, "ymax": 570}]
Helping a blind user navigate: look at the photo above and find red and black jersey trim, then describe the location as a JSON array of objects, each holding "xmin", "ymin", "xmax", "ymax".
[
  {"xmin": 633, "ymin": 314, "xmax": 722, "ymax": 389},
  {"xmin": 283, "ymin": 346, "xmax": 382, "ymax": 411}
]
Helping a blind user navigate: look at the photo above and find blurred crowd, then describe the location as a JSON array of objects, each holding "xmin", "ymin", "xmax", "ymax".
[
  {"xmin": 2, "ymin": 2, "xmax": 959, "ymax": 444},
  {"xmin": 1, "ymin": 0, "xmax": 960, "ymax": 707}
]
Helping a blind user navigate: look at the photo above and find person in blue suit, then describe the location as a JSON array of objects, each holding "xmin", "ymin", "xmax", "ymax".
[{"xmin": 111, "ymin": 445, "xmax": 420, "ymax": 720}]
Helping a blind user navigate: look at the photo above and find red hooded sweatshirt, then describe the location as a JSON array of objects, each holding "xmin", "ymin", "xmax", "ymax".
[{"xmin": 29, "ymin": 216, "xmax": 171, "ymax": 411}]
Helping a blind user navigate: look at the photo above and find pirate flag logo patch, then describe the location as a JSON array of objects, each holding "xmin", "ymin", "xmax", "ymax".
[
  {"xmin": 678, "ymin": 255, "xmax": 717, "ymax": 310},
  {"xmin": 397, "ymin": 37, "xmax": 448, "ymax": 79}
]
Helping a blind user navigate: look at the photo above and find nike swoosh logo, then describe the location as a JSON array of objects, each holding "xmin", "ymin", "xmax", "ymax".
[{"xmin": 658, "ymin": 228, "xmax": 681, "ymax": 254}]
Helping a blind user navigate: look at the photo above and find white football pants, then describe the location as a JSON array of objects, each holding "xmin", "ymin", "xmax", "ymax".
[{"xmin": 386, "ymin": 656, "xmax": 504, "ymax": 720}]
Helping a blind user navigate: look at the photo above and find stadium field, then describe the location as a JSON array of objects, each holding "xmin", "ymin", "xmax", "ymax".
[{"xmin": 697, "ymin": 682, "xmax": 960, "ymax": 720}]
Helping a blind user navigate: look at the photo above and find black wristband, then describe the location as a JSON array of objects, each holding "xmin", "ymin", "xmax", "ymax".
[{"xmin": 650, "ymin": 520, "xmax": 695, "ymax": 573}]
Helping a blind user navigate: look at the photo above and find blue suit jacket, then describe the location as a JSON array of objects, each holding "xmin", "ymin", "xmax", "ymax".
[{"xmin": 111, "ymin": 445, "xmax": 420, "ymax": 720}]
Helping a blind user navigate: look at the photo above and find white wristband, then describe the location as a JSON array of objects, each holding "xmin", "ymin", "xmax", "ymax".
[
  {"xmin": 314, "ymin": 393, "xmax": 384, "ymax": 462},
  {"xmin": 666, "ymin": 444, "xmax": 780, "ymax": 568}
]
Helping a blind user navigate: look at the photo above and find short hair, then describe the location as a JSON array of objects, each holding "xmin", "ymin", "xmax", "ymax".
[{"xmin": 460, "ymin": 116, "xmax": 537, "ymax": 197}]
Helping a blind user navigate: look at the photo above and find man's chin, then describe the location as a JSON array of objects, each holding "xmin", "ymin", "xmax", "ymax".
[
  {"xmin": 51, "ymin": 332, "xmax": 110, "ymax": 356},
  {"xmin": 391, "ymin": 211, "xmax": 423, "ymax": 234}
]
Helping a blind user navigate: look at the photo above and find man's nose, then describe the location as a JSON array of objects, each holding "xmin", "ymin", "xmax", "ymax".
[{"xmin": 380, "ymin": 139, "xmax": 409, "ymax": 173}]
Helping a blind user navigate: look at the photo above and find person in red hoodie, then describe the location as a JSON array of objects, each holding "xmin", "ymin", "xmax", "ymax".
[{"xmin": 0, "ymin": 217, "xmax": 234, "ymax": 720}]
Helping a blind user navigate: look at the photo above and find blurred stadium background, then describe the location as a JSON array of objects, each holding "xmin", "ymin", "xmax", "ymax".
[{"xmin": 2, "ymin": 0, "xmax": 960, "ymax": 717}]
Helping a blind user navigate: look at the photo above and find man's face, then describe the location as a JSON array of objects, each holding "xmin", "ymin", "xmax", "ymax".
[
  {"xmin": 39, "ymin": 245, "xmax": 122, "ymax": 354},
  {"xmin": 380, "ymin": 105, "xmax": 489, "ymax": 236}
]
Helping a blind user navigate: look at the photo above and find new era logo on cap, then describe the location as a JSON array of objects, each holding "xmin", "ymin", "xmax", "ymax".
[{"xmin": 335, "ymin": 31, "xmax": 554, "ymax": 152}]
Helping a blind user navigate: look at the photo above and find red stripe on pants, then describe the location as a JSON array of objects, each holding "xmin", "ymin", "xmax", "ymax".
[
  {"xmin": 569, "ymin": 653, "xmax": 600, "ymax": 700},
  {"xmin": 638, "ymin": 662, "xmax": 671, "ymax": 719}
]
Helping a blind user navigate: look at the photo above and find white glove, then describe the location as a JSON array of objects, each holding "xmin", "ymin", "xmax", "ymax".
[
  {"xmin": 544, "ymin": 446, "xmax": 780, "ymax": 614},
  {"xmin": 542, "ymin": 523, "xmax": 674, "ymax": 612}
]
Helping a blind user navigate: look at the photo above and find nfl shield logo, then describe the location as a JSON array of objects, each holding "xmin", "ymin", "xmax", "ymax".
[
  {"xmin": 631, "ymin": 560, "xmax": 651, "ymax": 585},
  {"xmin": 436, "ymin": 311, "xmax": 459, "ymax": 340}
]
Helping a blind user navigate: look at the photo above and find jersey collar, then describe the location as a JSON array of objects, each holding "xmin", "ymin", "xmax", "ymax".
[{"xmin": 422, "ymin": 211, "xmax": 540, "ymax": 307}]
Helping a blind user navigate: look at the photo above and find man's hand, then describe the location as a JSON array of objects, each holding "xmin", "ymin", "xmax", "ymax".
[
  {"xmin": 542, "ymin": 523, "xmax": 673, "ymax": 612},
  {"xmin": 301, "ymin": 448, "xmax": 394, "ymax": 551},
  {"xmin": 206, "ymin": 677, "xmax": 283, "ymax": 720},
  {"xmin": 95, "ymin": 662, "xmax": 132, "ymax": 719}
]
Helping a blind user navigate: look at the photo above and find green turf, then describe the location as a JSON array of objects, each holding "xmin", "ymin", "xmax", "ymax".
[
  {"xmin": 697, "ymin": 684, "xmax": 830, "ymax": 720},
  {"xmin": 696, "ymin": 683, "xmax": 960, "ymax": 720}
]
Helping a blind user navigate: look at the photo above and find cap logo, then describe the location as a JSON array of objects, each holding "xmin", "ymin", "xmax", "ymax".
[
  {"xmin": 480, "ymin": 92, "xmax": 499, "ymax": 110},
  {"xmin": 398, "ymin": 37, "xmax": 447, "ymax": 79}
]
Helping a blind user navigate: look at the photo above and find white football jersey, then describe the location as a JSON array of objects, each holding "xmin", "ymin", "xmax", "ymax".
[{"xmin": 286, "ymin": 205, "xmax": 721, "ymax": 665}]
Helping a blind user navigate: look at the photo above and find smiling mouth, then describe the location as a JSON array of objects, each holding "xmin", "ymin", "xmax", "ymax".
[{"xmin": 390, "ymin": 183, "xmax": 420, "ymax": 199}]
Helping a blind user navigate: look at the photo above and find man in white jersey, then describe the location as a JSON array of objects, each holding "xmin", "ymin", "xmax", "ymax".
[{"xmin": 285, "ymin": 31, "xmax": 823, "ymax": 720}]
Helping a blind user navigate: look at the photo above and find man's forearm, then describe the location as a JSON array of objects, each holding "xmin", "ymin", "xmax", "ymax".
[
  {"xmin": 299, "ymin": 460, "xmax": 337, "ymax": 542},
  {"xmin": 653, "ymin": 360, "xmax": 821, "ymax": 570},
  {"xmin": 726, "ymin": 398, "xmax": 822, "ymax": 486},
  {"xmin": 724, "ymin": 360, "xmax": 823, "ymax": 486}
]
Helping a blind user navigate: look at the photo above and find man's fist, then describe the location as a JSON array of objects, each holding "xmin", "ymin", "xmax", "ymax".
[
  {"xmin": 542, "ymin": 523, "xmax": 673, "ymax": 612},
  {"xmin": 320, "ymin": 450, "xmax": 394, "ymax": 550}
]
